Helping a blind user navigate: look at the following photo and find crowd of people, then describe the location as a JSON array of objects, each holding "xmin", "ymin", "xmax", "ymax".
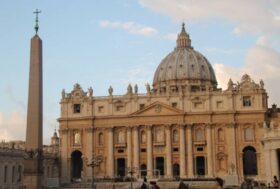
[{"xmin": 138, "ymin": 175, "xmax": 279, "ymax": 189}]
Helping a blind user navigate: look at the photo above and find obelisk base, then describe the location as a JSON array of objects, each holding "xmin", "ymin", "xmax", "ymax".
[{"xmin": 23, "ymin": 155, "xmax": 43, "ymax": 189}]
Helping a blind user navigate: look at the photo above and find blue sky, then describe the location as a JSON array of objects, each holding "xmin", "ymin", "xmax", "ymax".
[{"xmin": 1, "ymin": 0, "xmax": 280, "ymax": 143}]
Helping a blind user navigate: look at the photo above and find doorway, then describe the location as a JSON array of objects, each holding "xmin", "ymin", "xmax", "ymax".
[
  {"xmin": 277, "ymin": 149, "xmax": 280, "ymax": 177},
  {"xmin": 71, "ymin": 150, "xmax": 83, "ymax": 179},
  {"xmin": 196, "ymin": 156, "xmax": 205, "ymax": 176},
  {"xmin": 116, "ymin": 158, "xmax": 126, "ymax": 177},
  {"xmin": 155, "ymin": 157, "xmax": 165, "ymax": 176},
  {"xmin": 243, "ymin": 146, "xmax": 257, "ymax": 175}
]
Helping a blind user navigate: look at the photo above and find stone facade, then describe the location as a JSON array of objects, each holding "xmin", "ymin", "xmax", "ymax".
[
  {"xmin": 0, "ymin": 147, "xmax": 24, "ymax": 189},
  {"xmin": 58, "ymin": 25, "xmax": 280, "ymax": 186},
  {"xmin": 0, "ymin": 132, "xmax": 60, "ymax": 188}
]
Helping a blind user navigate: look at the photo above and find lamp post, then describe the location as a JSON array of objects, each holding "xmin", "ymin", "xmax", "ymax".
[
  {"xmin": 127, "ymin": 167, "xmax": 137, "ymax": 189},
  {"xmin": 85, "ymin": 155, "xmax": 103, "ymax": 189}
]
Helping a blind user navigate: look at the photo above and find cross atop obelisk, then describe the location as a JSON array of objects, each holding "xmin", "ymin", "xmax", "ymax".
[{"xmin": 33, "ymin": 9, "xmax": 41, "ymax": 34}]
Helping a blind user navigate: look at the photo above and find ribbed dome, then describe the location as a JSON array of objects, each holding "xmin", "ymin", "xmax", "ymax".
[{"xmin": 153, "ymin": 23, "xmax": 217, "ymax": 92}]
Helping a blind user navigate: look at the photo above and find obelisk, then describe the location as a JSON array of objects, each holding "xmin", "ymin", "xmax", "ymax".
[{"xmin": 24, "ymin": 9, "xmax": 43, "ymax": 189}]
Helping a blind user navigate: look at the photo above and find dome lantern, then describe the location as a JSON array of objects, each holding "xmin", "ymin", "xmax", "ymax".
[{"xmin": 176, "ymin": 23, "xmax": 192, "ymax": 49}]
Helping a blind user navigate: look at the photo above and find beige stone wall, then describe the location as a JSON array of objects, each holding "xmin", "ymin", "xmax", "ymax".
[
  {"xmin": 0, "ymin": 148, "xmax": 24, "ymax": 189},
  {"xmin": 58, "ymin": 75, "xmax": 279, "ymax": 184}
]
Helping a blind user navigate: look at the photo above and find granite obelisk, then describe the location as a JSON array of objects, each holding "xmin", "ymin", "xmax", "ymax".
[{"xmin": 24, "ymin": 9, "xmax": 43, "ymax": 189}]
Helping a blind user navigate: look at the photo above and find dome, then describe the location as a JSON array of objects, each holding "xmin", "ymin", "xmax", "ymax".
[{"xmin": 153, "ymin": 23, "xmax": 217, "ymax": 92}]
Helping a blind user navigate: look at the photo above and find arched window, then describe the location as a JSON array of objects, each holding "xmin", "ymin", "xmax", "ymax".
[
  {"xmin": 4, "ymin": 165, "xmax": 8, "ymax": 183},
  {"xmin": 12, "ymin": 166, "xmax": 15, "ymax": 183},
  {"xmin": 98, "ymin": 132, "xmax": 104, "ymax": 145},
  {"xmin": 243, "ymin": 146, "xmax": 257, "ymax": 175},
  {"xmin": 173, "ymin": 163, "xmax": 180, "ymax": 177},
  {"xmin": 244, "ymin": 127, "xmax": 254, "ymax": 141},
  {"xmin": 218, "ymin": 128, "xmax": 224, "ymax": 141},
  {"xmin": 18, "ymin": 165, "xmax": 22, "ymax": 182},
  {"xmin": 141, "ymin": 131, "xmax": 146, "ymax": 144},
  {"xmin": 140, "ymin": 164, "xmax": 147, "ymax": 176},
  {"xmin": 173, "ymin": 130, "xmax": 179, "ymax": 143},
  {"xmin": 195, "ymin": 128, "xmax": 204, "ymax": 141}
]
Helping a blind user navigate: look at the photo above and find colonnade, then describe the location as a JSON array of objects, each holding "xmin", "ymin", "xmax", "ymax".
[{"xmin": 106, "ymin": 124, "xmax": 214, "ymax": 178}]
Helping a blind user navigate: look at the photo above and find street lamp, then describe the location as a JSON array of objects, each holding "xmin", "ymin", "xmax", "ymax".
[
  {"xmin": 127, "ymin": 167, "xmax": 137, "ymax": 189},
  {"xmin": 85, "ymin": 155, "xmax": 103, "ymax": 189}
]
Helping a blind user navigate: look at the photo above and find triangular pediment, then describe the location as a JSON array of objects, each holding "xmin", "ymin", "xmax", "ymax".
[{"xmin": 131, "ymin": 101, "xmax": 184, "ymax": 116}]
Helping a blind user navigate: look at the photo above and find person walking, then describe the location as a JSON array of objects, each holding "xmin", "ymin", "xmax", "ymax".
[{"xmin": 178, "ymin": 180, "xmax": 189, "ymax": 189}]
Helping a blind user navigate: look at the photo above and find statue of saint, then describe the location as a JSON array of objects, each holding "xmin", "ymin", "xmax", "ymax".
[
  {"xmin": 146, "ymin": 83, "xmax": 151, "ymax": 94},
  {"xmin": 127, "ymin": 84, "xmax": 133, "ymax": 94},
  {"xmin": 88, "ymin": 87, "xmax": 93, "ymax": 97},
  {"xmin": 61, "ymin": 89, "xmax": 65, "ymax": 99},
  {"xmin": 134, "ymin": 84, "xmax": 138, "ymax": 94},
  {"xmin": 108, "ymin": 86, "xmax": 113, "ymax": 96},
  {"xmin": 74, "ymin": 132, "xmax": 81, "ymax": 145}
]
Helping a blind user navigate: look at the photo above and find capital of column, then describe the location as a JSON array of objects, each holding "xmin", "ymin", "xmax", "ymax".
[
  {"xmin": 227, "ymin": 122, "xmax": 237, "ymax": 128},
  {"xmin": 206, "ymin": 123, "xmax": 215, "ymax": 129},
  {"xmin": 146, "ymin": 125, "xmax": 153, "ymax": 131},
  {"xmin": 132, "ymin": 125, "xmax": 140, "ymax": 131},
  {"xmin": 186, "ymin": 123, "xmax": 193, "ymax": 129},
  {"xmin": 106, "ymin": 126, "xmax": 114, "ymax": 132},
  {"xmin": 165, "ymin": 124, "xmax": 172, "ymax": 130},
  {"xmin": 179, "ymin": 124, "xmax": 187, "ymax": 129},
  {"xmin": 85, "ymin": 127, "xmax": 95, "ymax": 133},
  {"xmin": 60, "ymin": 128, "xmax": 69, "ymax": 135}
]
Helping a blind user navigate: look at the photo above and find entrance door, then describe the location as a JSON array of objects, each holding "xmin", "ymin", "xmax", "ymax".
[
  {"xmin": 155, "ymin": 157, "xmax": 165, "ymax": 176},
  {"xmin": 71, "ymin": 150, "xmax": 83, "ymax": 179},
  {"xmin": 243, "ymin": 146, "xmax": 257, "ymax": 175},
  {"xmin": 116, "ymin": 158, "xmax": 126, "ymax": 177},
  {"xmin": 196, "ymin": 156, "xmax": 205, "ymax": 176}
]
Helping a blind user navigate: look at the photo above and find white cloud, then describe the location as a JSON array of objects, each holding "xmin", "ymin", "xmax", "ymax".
[
  {"xmin": 214, "ymin": 45, "xmax": 280, "ymax": 105},
  {"xmin": 0, "ymin": 112, "xmax": 26, "ymax": 142},
  {"xmin": 99, "ymin": 20, "xmax": 158, "ymax": 37},
  {"xmin": 163, "ymin": 33, "xmax": 177, "ymax": 41},
  {"xmin": 138, "ymin": 0, "xmax": 280, "ymax": 36}
]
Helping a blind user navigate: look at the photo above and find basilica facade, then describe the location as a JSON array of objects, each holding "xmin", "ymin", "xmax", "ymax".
[{"xmin": 58, "ymin": 24, "xmax": 280, "ymax": 185}]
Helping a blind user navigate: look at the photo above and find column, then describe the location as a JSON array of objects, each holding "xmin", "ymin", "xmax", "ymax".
[
  {"xmin": 133, "ymin": 126, "xmax": 140, "ymax": 170},
  {"xmin": 85, "ymin": 127, "xmax": 94, "ymax": 181},
  {"xmin": 271, "ymin": 149, "xmax": 279, "ymax": 180},
  {"xmin": 60, "ymin": 129, "xmax": 69, "ymax": 183},
  {"xmin": 127, "ymin": 127, "xmax": 132, "ymax": 168},
  {"xmin": 166, "ymin": 125, "xmax": 172, "ymax": 178},
  {"xmin": 147, "ymin": 125, "xmax": 153, "ymax": 178},
  {"xmin": 179, "ymin": 125, "xmax": 187, "ymax": 178},
  {"xmin": 187, "ymin": 124, "xmax": 194, "ymax": 177},
  {"xmin": 206, "ymin": 124, "xmax": 213, "ymax": 177},
  {"xmin": 226, "ymin": 122, "xmax": 237, "ymax": 175},
  {"xmin": 107, "ymin": 127, "xmax": 114, "ymax": 177}
]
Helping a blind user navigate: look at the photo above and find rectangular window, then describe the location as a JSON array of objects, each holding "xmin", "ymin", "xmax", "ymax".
[
  {"xmin": 118, "ymin": 149, "xmax": 124, "ymax": 153},
  {"xmin": 243, "ymin": 96, "xmax": 251, "ymax": 107},
  {"xmin": 173, "ymin": 148, "xmax": 179, "ymax": 152},
  {"xmin": 139, "ymin": 104, "xmax": 145, "ymax": 110},
  {"xmin": 216, "ymin": 101, "xmax": 223, "ymax": 108},
  {"xmin": 4, "ymin": 166, "xmax": 7, "ymax": 183},
  {"xmin": 194, "ymin": 102, "xmax": 203, "ymax": 109},
  {"xmin": 73, "ymin": 104, "xmax": 81, "ymax": 113},
  {"xmin": 197, "ymin": 147, "xmax": 204, "ymax": 152},
  {"xmin": 141, "ymin": 148, "xmax": 146, "ymax": 153},
  {"xmin": 172, "ymin": 102, "xmax": 177, "ymax": 108},
  {"xmin": 116, "ymin": 105, "xmax": 124, "ymax": 112},
  {"xmin": 98, "ymin": 106, "xmax": 104, "ymax": 113},
  {"xmin": 12, "ymin": 166, "xmax": 15, "ymax": 183}
]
